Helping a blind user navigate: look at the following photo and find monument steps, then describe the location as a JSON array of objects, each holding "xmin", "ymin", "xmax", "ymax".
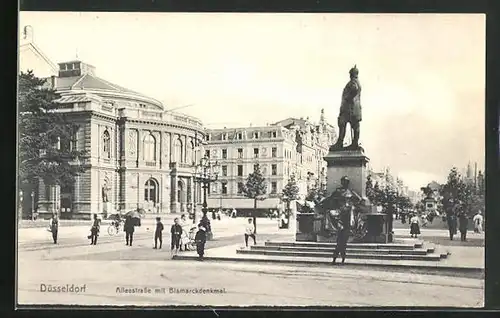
[
  {"xmin": 236, "ymin": 247, "xmax": 446, "ymax": 261},
  {"xmin": 250, "ymin": 245, "xmax": 435, "ymax": 255},
  {"xmin": 265, "ymin": 241, "xmax": 424, "ymax": 250}
]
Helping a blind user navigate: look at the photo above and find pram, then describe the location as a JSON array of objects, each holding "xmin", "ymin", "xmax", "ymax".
[{"xmin": 180, "ymin": 226, "xmax": 198, "ymax": 251}]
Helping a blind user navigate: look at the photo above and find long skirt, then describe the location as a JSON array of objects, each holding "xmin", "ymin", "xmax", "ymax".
[{"xmin": 410, "ymin": 223, "xmax": 420, "ymax": 235}]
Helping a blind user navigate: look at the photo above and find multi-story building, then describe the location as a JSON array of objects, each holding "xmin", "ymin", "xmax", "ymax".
[
  {"xmin": 204, "ymin": 112, "xmax": 336, "ymax": 213},
  {"xmin": 18, "ymin": 26, "xmax": 205, "ymax": 219}
]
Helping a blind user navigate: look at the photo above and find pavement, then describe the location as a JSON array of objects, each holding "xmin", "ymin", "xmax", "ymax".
[{"xmin": 17, "ymin": 217, "xmax": 484, "ymax": 307}]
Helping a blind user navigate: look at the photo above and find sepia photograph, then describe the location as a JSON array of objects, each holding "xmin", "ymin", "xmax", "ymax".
[{"xmin": 17, "ymin": 12, "xmax": 485, "ymax": 307}]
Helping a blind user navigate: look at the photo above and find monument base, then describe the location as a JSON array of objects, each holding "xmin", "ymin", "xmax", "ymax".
[{"xmin": 324, "ymin": 148, "xmax": 369, "ymax": 197}]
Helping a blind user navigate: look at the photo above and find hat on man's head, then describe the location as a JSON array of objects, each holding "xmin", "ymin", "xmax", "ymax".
[{"xmin": 349, "ymin": 65, "xmax": 359, "ymax": 76}]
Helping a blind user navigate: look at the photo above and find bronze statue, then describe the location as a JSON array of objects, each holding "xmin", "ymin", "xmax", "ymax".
[
  {"xmin": 315, "ymin": 176, "xmax": 368, "ymax": 241},
  {"xmin": 331, "ymin": 65, "xmax": 362, "ymax": 151}
]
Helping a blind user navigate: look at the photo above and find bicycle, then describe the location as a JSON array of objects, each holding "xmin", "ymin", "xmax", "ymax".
[{"xmin": 107, "ymin": 220, "xmax": 122, "ymax": 236}]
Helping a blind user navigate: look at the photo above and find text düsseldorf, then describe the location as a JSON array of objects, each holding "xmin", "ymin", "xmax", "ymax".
[{"xmin": 40, "ymin": 284, "xmax": 87, "ymax": 293}]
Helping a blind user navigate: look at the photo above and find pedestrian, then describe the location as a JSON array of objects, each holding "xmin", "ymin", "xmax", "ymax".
[
  {"xmin": 48, "ymin": 213, "xmax": 59, "ymax": 244},
  {"xmin": 124, "ymin": 215, "xmax": 135, "ymax": 246},
  {"xmin": 231, "ymin": 208, "xmax": 237, "ymax": 218},
  {"xmin": 153, "ymin": 217, "xmax": 164, "ymax": 249},
  {"xmin": 179, "ymin": 214, "xmax": 188, "ymax": 251},
  {"xmin": 89, "ymin": 214, "xmax": 100, "ymax": 245},
  {"xmin": 459, "ymin": 212, "xmax": 468, "ymax": 242},
  {"xmin": 446, "ymin": 213, "xmax": 458, "ymax": 240},
  {"xmin": 473, "ymin": 210, "xmax": 483, "ymax": 234},
  {"xmin": 170, "ymin": 217, "xmax": 183, "ymax": 258},
  {"xmin": 401, "ymin": 212, "xmax": 406, "ymax": 224},
  {"xmin": 421, "ymin": 213, "xmax": 428, "ymax": 227},
  {"xmin": 410, "ymin": 214, "xmax": 420, "ymax": 238},
  {"xmin": 280, "ymin": 212, "xmax": 287, "ymax": 229},
  {"xmin": 195, "ymin": 224, "xmax": 207, "ymax": 261},
  {"xmin": 332, "ymin": 219, "xmax": 350, "ymax": 265},
  {"xmin": 244, "ymin": 218, "xmax": 257, "ymax": 247},
  {"xmin": 217, "ymin": 209, "xmax": 221, "ymax": 221}
]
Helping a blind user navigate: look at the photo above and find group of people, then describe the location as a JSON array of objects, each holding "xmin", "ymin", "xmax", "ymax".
[{"xmin": 408, "ymin": 209, "xmax": 484, "ymax": 242}]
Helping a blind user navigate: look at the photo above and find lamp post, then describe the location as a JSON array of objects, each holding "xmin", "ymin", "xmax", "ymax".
[
  {"xmin": 194, "ymin": 156, "xmax": 220, "ymax": 240},
  {"xmin": 19, "ymin": 190, "xmax": 23, "ymax": 221},
  {"xmin": 31, "ymin": 191, "xmax": 35, "ymax": 221}
]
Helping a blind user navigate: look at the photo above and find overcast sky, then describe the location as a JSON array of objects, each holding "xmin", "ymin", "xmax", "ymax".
[{"xmin": 19, "ymin": 12, "xmax": 485, "ymax": 191}]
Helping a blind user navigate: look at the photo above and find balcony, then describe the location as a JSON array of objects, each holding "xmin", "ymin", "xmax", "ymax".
[{"xmin": 145, "ymin": 161, "xmax": 156, "ymax": 167}]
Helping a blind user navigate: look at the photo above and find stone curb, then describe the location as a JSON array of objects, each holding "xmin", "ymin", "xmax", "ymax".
[{"xmin": 172, "ymin": 254, "xmax": 484, "ymax": 275}]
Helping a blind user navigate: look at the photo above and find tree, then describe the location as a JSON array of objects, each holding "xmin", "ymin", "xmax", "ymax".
[
  {"xmin": 305, "ymin": 181, "xmax": 327, "ymax": 205},
  {"xmin": 365, "ymin": 175, "xmax": 375, "ymax": 204},
  {"xmin": 281, "ymin": 174, "xmax": 300, "ymax": 219},
  {"xmin": 241, "ymin": 164, "xmax": 267, "ymax": 234},
  {"xmin": 18, "ymin": 71, "xmax": 88, "ymax": 210}
]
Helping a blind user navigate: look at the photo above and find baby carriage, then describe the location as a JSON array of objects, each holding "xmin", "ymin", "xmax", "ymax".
[{"xmin": 181, "ymin": 226, "xmax": 198, "ymax": 251}]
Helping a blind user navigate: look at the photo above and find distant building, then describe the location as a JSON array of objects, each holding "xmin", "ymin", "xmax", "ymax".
[
  {"xmin": 204, "ymin": 111, "xmax": 336, "ymax": 211},
  {"xmin": 18, "ymin": 27, "xmax": 205, "ymax": 219}
]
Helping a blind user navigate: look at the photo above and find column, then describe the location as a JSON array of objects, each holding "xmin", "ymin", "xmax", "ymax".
[{"xmin": 170, "ymin": 173, "xmax": 177, "ymax": 213}]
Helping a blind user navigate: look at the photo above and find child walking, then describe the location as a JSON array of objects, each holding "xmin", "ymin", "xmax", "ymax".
[
  {"xmin": 244, "ymin": 218, "xmax": 256, "ymax": 247},
  {"xmin": 154, "ymin": 217, "xmax": 164, "ymax": 249},
  {"xmin": 170, "ymin": 217, "xmax": 183, "ymax": 258}
]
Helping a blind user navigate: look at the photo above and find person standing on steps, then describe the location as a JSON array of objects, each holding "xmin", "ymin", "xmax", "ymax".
[
  {"xmin": 332, "ymin": 208, "xmax": 351, "ymax": 266},
  {"xmin": 48, "ymin": 213, "xmax": 59, "ymax": 244},
  {"xmin": 195, "ymin": 224, "xmax": 207, "ymax": 261},
  {"xmin": 153, "ymin": 217, "xmax": 164, "ymax": 249},
  {"xmin": 473, "ymin": 210, "xmax": 483, "ymax": 234},
  {"xmin": 89, "ymin": 214, "xmax": 101, "ymax": 245},
  {"xmin": 170, "ymin": 217, "xmax": 183, "ymax": 258},
  {"xmin": 179, "ymin": 214, "xmax": 188, "ymax": 251},
  {"xmin": 124, "ymin": 215, "xmax": 135, "ymax": 246}
]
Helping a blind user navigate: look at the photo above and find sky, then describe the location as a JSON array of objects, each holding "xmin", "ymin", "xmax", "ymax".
[{"xmin": 19, "ymin": 12, "xmax": 485, "ymax": 191}]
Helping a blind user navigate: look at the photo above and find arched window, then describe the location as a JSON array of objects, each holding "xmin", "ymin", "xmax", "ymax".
[
  {"xmin": 102, "ymin": 130, "xmax": 111, "ymax": 159},
  {"xmin": 143, "ymin": 133, "xmax": 156, "ymax": 161},
  {"xmin": 174, "ymin": 138, "xmax": 183, "ymax": 163},
  {"xmin": 144, "ymin": 178, "xmax": 158, "ymax": 203},
  {"xmin": 186, "ymin": 140, "xmax": 194, "ymax": 164}
]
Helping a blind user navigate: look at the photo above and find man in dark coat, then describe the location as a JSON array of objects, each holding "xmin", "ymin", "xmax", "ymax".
[
  {"xmin": 154, "ymin": 217, "xmax": 164, "ymax": 249},
  {"xmin": 331, "ymin": 65, "xmax": 362, "ymax": 150},
  {"xmin": 459, "ymin": 212, "xmax": 468, "ymax": 242},
  {"xmin": 447, "ymin": 213, "xmax": 458, "ymax": 241},
  {"xmin": 332, "ymin": 208, "xmax": 351, "ymax": 265},
  {"xmin": 90, "ymin": 214, "xmax": 100, "ymax": 245},
  {"xmin": 195, "ymin": 224, "xmax": 207, "ymax": 261},
  {"xmin": 49, "ymin": 213, "xmax": 59, "ymax": 244},
  {"xmin": 124, "ymin": 215, "xmax": 135, "ymax": 246}
]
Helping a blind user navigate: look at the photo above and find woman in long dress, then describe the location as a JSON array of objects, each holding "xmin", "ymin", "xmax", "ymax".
[
  {"xmin": 179, "ymin": 214, "xmax": 189, "ymax": 251},
  {"xmin": 410, "ymin": 214, "xmax": 421, "ymax": 238}
]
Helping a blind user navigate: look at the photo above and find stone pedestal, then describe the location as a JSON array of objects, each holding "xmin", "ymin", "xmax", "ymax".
[{"xmin": 324, "ymin": 149, "xmax": 369, "ymax": 197}]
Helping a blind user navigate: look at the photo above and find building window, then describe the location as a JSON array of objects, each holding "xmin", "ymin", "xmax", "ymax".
[
  {"xmin": 272, "ymin": 131, "xmax": 277, "ymax": 138},
  {"xmin": 222, "ymin": 149, "xmax": 227, "ymax": 159},
  {"xmin": 237, "ymin": 182, "xmax": 244, "ymax": 194},
  {"xmin": 253, "ymin": 132, "xmax": 259, "ymax": 139},
  {"xmin": 205, "ymin": 150, "xmax": 210, "ymax": 158},
  {"xmin": 102, "ymin": 130, "xmax": 111, "ymax": 159},
  {"xmin": 205, "ymin": 134, "xmax": 210, "ymax": 141},
  {"xmin": 144, "ymin": 178, "xmax": 158, "ymax": 203},
  {"xmin": 174, "ymin": 137, "xmax": 183, "ymax": 163},
  {"xmin": 253, "ymin": 148, "xmax": 259, "ymax": 158},
  {"xmin": 272, "ymin": 147, "xmax": 277, "ymax": 158},
  {"xmin": 254, "ymin": 164, "xmax": 259, "ymax": 172},
  {"xmin": 237, "ymin": 132, "xmax": 243, "ymax": 140},
  {"xmin": 222, "ymin": 165, "xmax": 228, "ymax": 176},
  {"xmin": 222, "ymin": 133, "xmax": 227, "ymax": 141},
  {"xmin": 271, "ymin": 182, "xmax": 277, "ymax": 194},
  {"xmin": 237, "ymin": 148, "xmax": 243, "ymax": 158},
  {"xmin": 272, "ymin": 164, "xmax": 277, "ymax": 176},
  {"xmin": 237, "ymin": 165, "xmax": 243, "ymax": 176},
  {"xmin": 222, "ymin": 182, "xmax": 228, "ymax": 194},
  {"xmin": 143, "ymin": 133, "xmax": 156, "ymax": 161}
]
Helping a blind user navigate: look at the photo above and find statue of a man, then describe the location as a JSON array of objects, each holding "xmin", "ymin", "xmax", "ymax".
[
  {"xmin": 331, "ymin": 65, "xmax": 362, "ymax": 150},
  {"xmin": 102, "ymin": 185, "xmax": 109, "ymax": 203}
]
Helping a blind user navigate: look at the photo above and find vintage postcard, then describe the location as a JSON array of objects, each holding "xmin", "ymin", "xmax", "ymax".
[{"xmin": 17, "ymin": 12, "xmax": 485, "ymax": 307}]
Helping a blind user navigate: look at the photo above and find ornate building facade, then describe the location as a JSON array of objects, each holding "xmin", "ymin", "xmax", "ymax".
[
  {"xmin": 204, "ymin": 112, "xmax": 336, "ymax": 211},
  {"xmin": 19, "ymin": 28, "xmax": 205, "ymax": 219}
]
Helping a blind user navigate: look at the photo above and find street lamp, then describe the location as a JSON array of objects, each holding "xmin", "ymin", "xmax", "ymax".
[
  {"xmin": 19, "ymin": 190, "xmax": 23, "ymax": 220},
  {"xmin": 193, "ymin": 156, "xmax": 220, "ymax": 239}
]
